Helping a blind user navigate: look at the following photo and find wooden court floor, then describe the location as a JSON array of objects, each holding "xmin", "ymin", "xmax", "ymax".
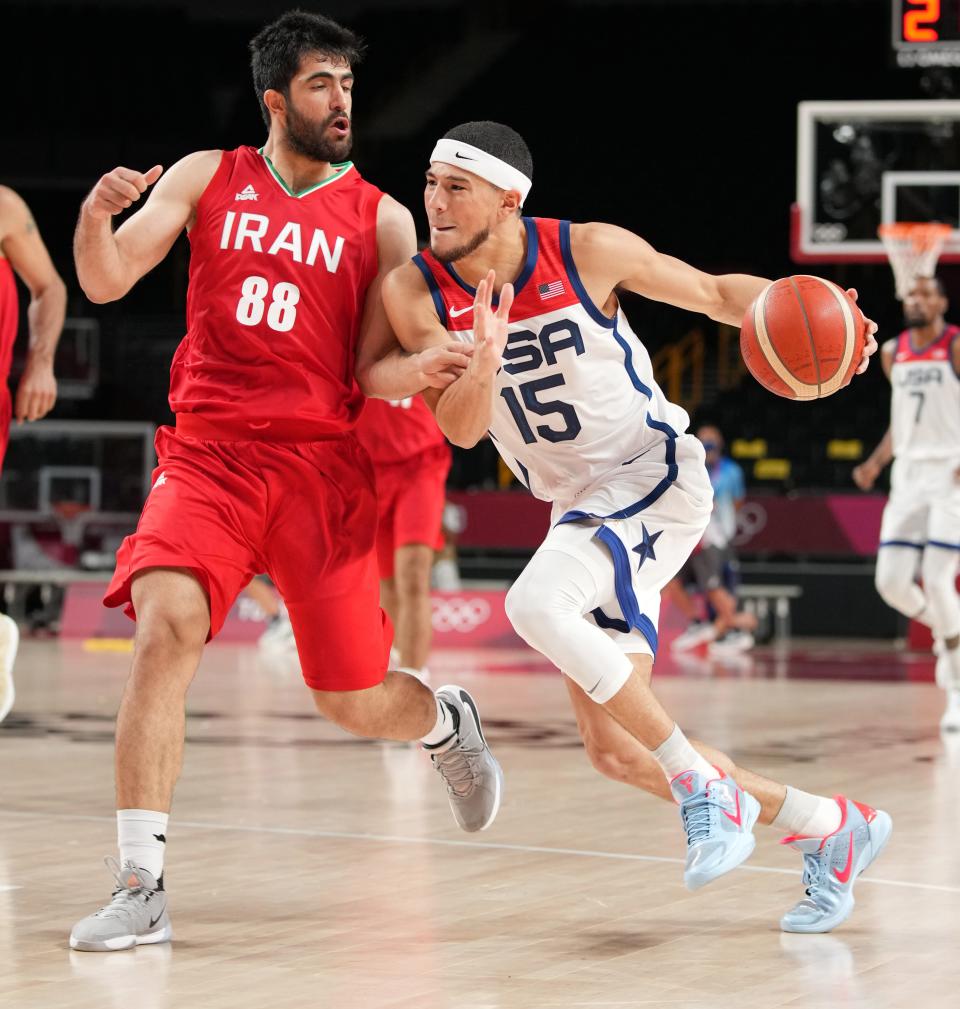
[{"xmin": 1, "ymin": 639, "xmax": 958, "ymax": 1009}]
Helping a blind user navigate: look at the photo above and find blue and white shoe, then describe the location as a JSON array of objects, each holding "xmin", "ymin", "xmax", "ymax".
[
  {"xmin": 780, "ymin": 796, "xmax": 893, "ymax": 934},
  {"xmin": 670, "ymin": 768, "xmax": 761, "ymax": 890}
]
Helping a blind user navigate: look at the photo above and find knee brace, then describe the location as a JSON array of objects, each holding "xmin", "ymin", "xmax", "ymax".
[{"xmin": 506, "ymin": 549, "xmax": 633, "ymax": 703}]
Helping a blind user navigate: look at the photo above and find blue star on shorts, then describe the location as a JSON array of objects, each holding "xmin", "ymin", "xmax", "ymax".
[{"xmin": 632, "ymin": 523, "xmax": 663, "ymax": 571}]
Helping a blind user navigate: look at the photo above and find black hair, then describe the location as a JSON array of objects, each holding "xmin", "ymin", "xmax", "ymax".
[
  {"xmin": 442, "ymin": 121, "xmax": 533, "ymax": 181},
  {"xmin": 918, "ymin": 274, "xmax": 946, "ymax": 296},
  {"xmin": 249, "ymin": 10, "xmax": 366, "ymax": 127}
]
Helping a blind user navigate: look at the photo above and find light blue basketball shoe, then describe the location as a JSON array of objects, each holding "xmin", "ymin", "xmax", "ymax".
[
  {"xmin": 670, "ymin": 769, "xmax": 761, "ymax": 890},
  {"xmin": 780, "ymin": 796, "xmax": 893, "ymax": 934}
]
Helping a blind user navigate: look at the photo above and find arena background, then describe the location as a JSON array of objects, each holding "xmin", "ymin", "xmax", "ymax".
[
  {"xmin": 3, "ymin": 0, "xmax": 949, "ymax": 641},
  {"xmin": 2, "ymin": 3, "xmax": 960, "ymax": 1008}
]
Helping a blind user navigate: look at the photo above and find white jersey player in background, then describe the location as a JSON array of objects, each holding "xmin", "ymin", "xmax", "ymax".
[
  {"xmin": 382, "ymin": 120, "xmax": 889, "ymax": 934},
  {"xmin": 854, "ymin": 275, "xmax": 960, "ymax": 731}
]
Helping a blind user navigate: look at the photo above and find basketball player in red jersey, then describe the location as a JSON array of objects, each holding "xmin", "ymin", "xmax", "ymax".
[
  {"xmin": 355, "ymin": 395, "xmax": 451, "ymax": 681},
  {"xmin": 68, "ymin": 13, "xmax": 503, "ymax": 953},
  {"xmin": 0, "ymin": 186, "xmax": 66, "ymax": 724},
  {"xmin": 383, "ymin": 121, "xmax": 890, "ymax": 934}
]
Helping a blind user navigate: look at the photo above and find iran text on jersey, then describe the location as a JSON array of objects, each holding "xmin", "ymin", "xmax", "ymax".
[{"xmin": 172, "ymin": 146, "xmax": 383, "ymax": 439}]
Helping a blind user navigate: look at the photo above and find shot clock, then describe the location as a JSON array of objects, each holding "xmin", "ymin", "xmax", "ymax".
[{"xmin": 893, "ymin": 1, "xmax": 960, "ymax": 66}]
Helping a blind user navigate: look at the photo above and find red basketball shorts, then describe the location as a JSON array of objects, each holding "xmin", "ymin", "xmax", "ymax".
[
  {"xmin": 104, "ymin": 425, "xmax": 392, "ymax": 691},
  {"xmin": 373, "ymin": 444, "xmax": 451, "ymax": 579}
]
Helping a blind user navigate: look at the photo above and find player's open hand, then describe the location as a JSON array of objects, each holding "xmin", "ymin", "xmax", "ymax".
[
  {"xmin": 852, "ymin": 460, "xmax": 879, "ymax": 492},
  {"xmin": 14, "ymin": 359, "xmax": 57, "ymax": 423},
  {"xmin": 418, "ymin": 341, "xmax": 475, "ymax": 390},
  {"xmin": 846, "ymin": 288, "xmax": 878, "ymax": 375},
  {"xmin": 83, "ymin": 165, "xmax": 164, "ymax": 221},
  {"xmin": 471, "ymin": 270, "xmax": 514, "ymax": 378}
]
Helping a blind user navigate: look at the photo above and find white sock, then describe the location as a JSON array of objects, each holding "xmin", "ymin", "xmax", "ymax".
[
  {"xmin": 433, "ymin": 558, "xmax": 461, "ymax": 591},
  {"xmin": 117, "ymin": 809, "xmax": 168, "ymax": 880},
  {"xmin": 420, "ymin": 696, "xmax": 457, "ymax": 749},
  {"xmin": 650, "ymin": 724, "xmax": 716, "ymax": 791},
  {"xmin": 772, "ymin": 786, "xmax": 842, "ymax": 837}
]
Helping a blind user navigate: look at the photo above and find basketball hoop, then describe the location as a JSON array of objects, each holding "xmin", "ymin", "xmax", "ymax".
[{"xmin": 878, "ymin": 222, "xmax": 952, "ymax": 300}]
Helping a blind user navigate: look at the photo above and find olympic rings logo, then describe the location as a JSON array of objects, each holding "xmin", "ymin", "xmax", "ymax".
[
  {"xmin": 431, "ymin": 597, "xmax": 492, "ymax": 632},
  {"xmin": 733, "ymin": 502, "xmax": 768, "ymax": 546}
]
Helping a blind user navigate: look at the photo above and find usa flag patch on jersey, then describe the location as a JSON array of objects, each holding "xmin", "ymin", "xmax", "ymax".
[{"xmin": 538, "ymin": 280, "xmax": 565, "ymax": 300}]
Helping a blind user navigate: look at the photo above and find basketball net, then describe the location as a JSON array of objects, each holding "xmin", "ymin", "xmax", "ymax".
[{"xmin": 878, "ymin": 222, "xmax": 951, "ymax": 300}]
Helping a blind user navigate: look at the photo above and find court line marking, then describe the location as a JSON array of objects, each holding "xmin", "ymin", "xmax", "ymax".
[
  {"xmin": 0, "ymin": 885, "xmax": 20, "ymax": 893},
  {"xmin": 3, "ymin": 809, "xmax": 956, "ymax": 895}
]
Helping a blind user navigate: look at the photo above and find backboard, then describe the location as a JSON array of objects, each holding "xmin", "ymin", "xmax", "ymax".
[{"xmin": 793, "ymin": 100, "xmax": 960, "ymax": 263}]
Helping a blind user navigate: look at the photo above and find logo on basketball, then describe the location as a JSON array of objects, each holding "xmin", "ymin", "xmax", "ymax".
[{"xmin": 431, "ymin": 597, "xmax": 491, "ymax": 633}]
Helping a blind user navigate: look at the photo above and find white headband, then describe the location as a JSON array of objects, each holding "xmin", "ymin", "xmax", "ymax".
[{"xmin": 430, "ymin": 138, "xmax": 532, "ymax": 206}]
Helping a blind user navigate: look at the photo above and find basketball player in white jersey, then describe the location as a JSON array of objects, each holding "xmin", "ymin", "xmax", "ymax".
[
  {"xmin": 853, "ymin": 275, "xmax": 960, "ymax": 731},
  {"xmin": 382, "ymin": 121, "xmax": 889, "ymax": 934}
]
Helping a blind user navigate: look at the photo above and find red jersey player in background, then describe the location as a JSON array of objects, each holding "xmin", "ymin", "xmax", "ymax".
[
  {"xmin": 0, "ymin": 186, "xmax": 66, "ymax": 723},
  {"xmin": 355, "ymin": 394, "xmax": 451, "ymax": 682},
  {"xmin": 68, "ymin": 11, "xmax": 503, "ymax": 954}
]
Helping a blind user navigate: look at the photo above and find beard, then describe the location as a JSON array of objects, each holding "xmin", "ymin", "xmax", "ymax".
[
  {"xmin": 431, "ymin": 226, "xmax": 491, "ymax": 264},
  {"xmin": 285, "ymin": 98, "xmax": 352, "ymax": 164},
  {"xmin": 904, "ymin": 310, "xmax": 930, "ymax": 328}
]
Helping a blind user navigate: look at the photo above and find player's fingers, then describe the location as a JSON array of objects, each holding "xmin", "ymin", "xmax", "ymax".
[
  {"xmin": 143, "ymin": 165, "xmax": 164, "ymax": 186},
  {"xmin": 845, "ymin": 288, "xmax": 859, "ymax": 302},
  {"xmin": 474, "ymin": 302, "xmax": 490, "ymax": 342},
  {"xmin": 443, "ymin": 341, "xmax": 474, "ymax": 356},
  {"xmin": 484, "ymin": 270, "xmax": 497, "ymax": 309},
  {"xmin": 113, "ymin": 167, "xmax": 155, "ymax": 194},
  {"xmin": 437, "ymin": 349, "xmax": 472, "ymax": 369},
  {"xmin": 497, "ymin": 282, "xmax": 515, "ymax": 319},
  {"xmin": 857, "ymin": 330, "xmax": 878, "ymax": 373},
  {"xmin": 474, "ymin": 275, "xmax": 486, "ymax": 310},
  {"xmin": 106, "ymin": 178, "xmax": 144, "ymax": 204},
  {"xmin": 430, "ymin": 371, "xmax": 461, "ymax": 389},
  {"xmin": 92, "ymin": 194, "xmax": 131, "ymax": 216},
  {"xmin": 24, "ymin": 391, "xmax": 41, "ymax": 421}
]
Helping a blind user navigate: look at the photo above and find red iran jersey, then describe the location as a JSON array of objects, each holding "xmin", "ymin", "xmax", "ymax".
[
  {"xmin": 172, "ymin": 146, "xmax": 383, "ymax": 439},
  {"xmin": 354, "ymin": 394, "xmax": 447, "ymax": 464}
]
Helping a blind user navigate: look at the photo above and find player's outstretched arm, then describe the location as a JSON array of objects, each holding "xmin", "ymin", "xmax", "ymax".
[
  {"xmin": 573, "ymin": 222, "xmax": 878, "ymax": 373},
  {"xmin": 356, "ymin": 197, "xmax": 472, "ymax": 399},
  {"xmin": 0, "ymin": 187, "xmax": 67, "ymax": 422},
  {"xmin": 74, "ymin": 150, "xmax": 221, "ymax": 303},
  {"xmin": 573, "ymin": 222, "xmax": 769, "ymax": 324}
]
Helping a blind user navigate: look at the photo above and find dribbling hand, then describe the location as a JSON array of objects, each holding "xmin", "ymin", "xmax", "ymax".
[
  {"xmin": 846, "ymin": 289, "xmax": 878, "ymax": 375},
  {"xmin": 83, "ymin": 165, "xmax": 164, "ymax": 221},
  {"xmin": 471, "ymin": 270, "xmax": 514, "ymax": 379}
]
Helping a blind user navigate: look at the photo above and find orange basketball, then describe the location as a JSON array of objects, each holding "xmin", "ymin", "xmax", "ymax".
[{"xmin": 740, "ymin": 276, "xmax": 866, "ymax": 400}]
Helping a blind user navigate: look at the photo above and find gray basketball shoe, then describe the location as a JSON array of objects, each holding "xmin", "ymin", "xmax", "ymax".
[
  {"xmin": 70, "ymin": 859, "xmax": 172, "ymax": 952},
  {"xmin": 426, "ymin": 685, "xmax": 503, "ymax": 832}
]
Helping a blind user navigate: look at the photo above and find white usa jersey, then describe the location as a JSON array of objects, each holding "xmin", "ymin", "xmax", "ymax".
[
  {"xmin": 890, "ymin": 325, "xmax": 960, "ymax": 463},
  {"xmin": 414, "ymin": 217, "xmax": 690, "ymax": 504}
]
